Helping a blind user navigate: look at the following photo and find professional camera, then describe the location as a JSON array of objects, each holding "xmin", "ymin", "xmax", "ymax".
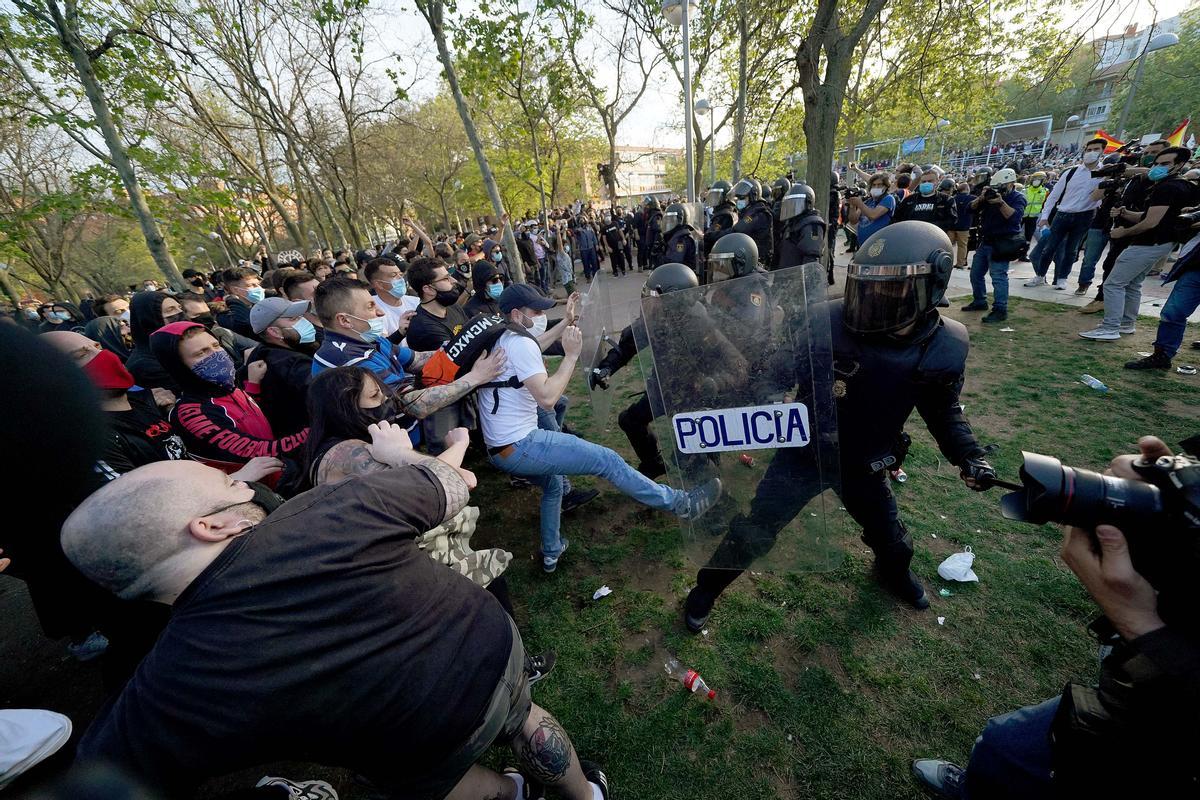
[
  {"xmin": 1177, "ymin": 209, "xmax": 1200, "ymax": 227},
  {"xmin": 998, "ymin": 449, "xmax": 1200, "ymax": 588},
  {"xmin": 982, "ymin": 187, "xmax": 999, "ymax": 200},
  {"xmin": 841, "ymin": 185, "xmax": 864, "ymax": 199},
  {"xmin": 1090, "ymin": 161, "xmax": 1128, "ymax": 179}
]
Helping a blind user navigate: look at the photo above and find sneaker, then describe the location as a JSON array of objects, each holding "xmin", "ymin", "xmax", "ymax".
[
  {"xmin": 1074, "ymin": 282, "xmax": 1091, "ymax": 295},
  {"xmin": 1079, "ymin": 299, "xmax": 1105, "ymax": 314},
  {"xmin": 911, "ymin": 759, "xmax": 966, "ymax": 799},
  {"xmin": 67, "ymin": 631, "xmax": 110, "ymax": 662},
  {"xmin": 561, "ymin": 488, "xmax": 599, "ymax": 513},
  {"xmin": 578, "ymin": 760, "xmax": 611, "ymax": 800},
  {"xmin": 1079, "ymin": 327, "xmax": 1120, "ymax": 341},
  {"xmin": 256, "ymin": 777, "xmax": 339, "ymax": 800},
  {"xmin": 678, "ymin": 478, "xmax": 723, "ymax": 520},
  {"xmin": 502, "ymin": 768, "xmax": 545, "ymax": 800},
  {"xmin": 526, "ymin": 651, "xmax": 557, "ymax": 685},
  {"xmin": 1052, "ymin": 279, "xmax": 1068, "ymax": 290},
  {"xmin": 980, "ymin": 309, "xmax": 1008, "ymax": 323},
  {"xmin": 541, "ymin": 538, "xmax": 570, "ymax": 573},
  {"xmin": 1125, "ymin": 350, "xmax": 1172, "ymax": 370},
  {"xmin": 1023, "ymin": 275, "xmax": 1047, "ymax": 287},
  {"xmin": 1118, "ymin": 324, "xmax": 1136, "ymax": 335},
  {"xmin": 959, "ymin": 300, "xmax": 988, "ymax": 311}
]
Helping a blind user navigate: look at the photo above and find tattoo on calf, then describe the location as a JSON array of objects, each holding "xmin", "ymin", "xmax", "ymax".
[{"xmin": 519, "ymin": 717, "xmax": 574, "ymax": 784}]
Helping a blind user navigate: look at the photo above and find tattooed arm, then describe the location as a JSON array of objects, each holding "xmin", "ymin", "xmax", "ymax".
[
  {"xmin": 314, "ymin": 439, "xmax": 390, "ymax": 485},
  {"xmin": 399, "ymin": 347, "xmax": 510, "ymax": 419},
  {"xmin": 408, "ymin": 349, "xmax": 435, "ymax": 371}
]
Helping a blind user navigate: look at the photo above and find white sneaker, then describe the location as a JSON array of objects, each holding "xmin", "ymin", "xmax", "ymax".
[
  {"xmin": 1052, "ymin": 279, "xmax": 1068, "ymax": 290},
  {"xmin": 1023, "ymin": 276, "xmax": 1047, "ymax": 287},
  {"xmin": 1079, "ymin": 327, "xmax": 1120, "ymax": 341},
  {"xmin": 1119, "ymin": 324, "xmax": 1137, "ymax": 335}
]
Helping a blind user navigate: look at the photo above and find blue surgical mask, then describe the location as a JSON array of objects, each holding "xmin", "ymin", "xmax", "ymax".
[
  {"xmin": 389, "ymin": 277, "xmax": 408, "ymax": 299},
  {"xmin": 349, "ymin": 314, "xmax": 387, "ymax": 343},
  {"xmin": 487, "ymin": 282, "xmax": 503, "ymax": 299},
  {"xmin": 919, "ymin": 182, "xmax": 934, "ymax": 195},
  {"xmin": 49, "ymin": 311, "xmax": 72, "ymax": 323},
  {"xmin": 735, "ymin": 199, "xmax": 748, "ymax": 210},
  {"xmin": 245, "ymin": 286, "xmax": 265, "ymax": 304},
  {"xmin": 192, "ymin": 349, "xmax": 236, "ymax": 391},
  {"xmin": 492, "ymin": 250, "xmax": 504, "ymax": 262},
  {"xmin": 292, "ymin": 317, "xmax": 317, "ymax": 344},
  {"xmin": 1147, "ymin": 165, "xmax": 1171, "ymax": 182}
]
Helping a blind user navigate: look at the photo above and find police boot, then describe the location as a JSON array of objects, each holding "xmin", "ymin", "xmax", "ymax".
[{"xmin": 867, "ymin": 526, "xmax": 929, "ymax": 610}]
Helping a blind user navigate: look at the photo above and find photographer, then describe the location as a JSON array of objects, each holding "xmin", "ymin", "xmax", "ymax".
[
  {"xmin": 1125, "ymin": 204, "xmax": 1200, "ymax": 369},
  {"xmin": 912, "ymin": 436, "xmax": 1200, "ymax": 799},
  {"xmin": 960, "ymin": 168, "xmax": 1026, "ymax": 324},
  {"xmin": 1081, "ymin": 147, "xmax": 1198, "ymax": 341},
  {"xmin": 845, "ymin": 172, "xmax": 896, "ymax": 245},
  {"xmin": 1024, "ymin": 138, "xmax": 1105, "ymax": 289}
]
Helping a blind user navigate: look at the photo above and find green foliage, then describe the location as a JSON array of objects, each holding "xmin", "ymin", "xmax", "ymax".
[{"xmin": 1112, "ymin": 10, "xmax": 1200, "ymax": 137}]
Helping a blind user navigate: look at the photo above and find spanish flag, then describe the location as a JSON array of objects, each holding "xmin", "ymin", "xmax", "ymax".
[
  {"xmin": 1093, "ymin": 130, "xmax": 1125, "ymax": 153},
  {"xmin": 1167, "ymin": 118, "xmax": 1190, "ymax": 147}
]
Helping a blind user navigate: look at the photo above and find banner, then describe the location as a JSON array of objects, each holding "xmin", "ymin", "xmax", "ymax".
[
  {"xmin": 900, "ymin": 136, "xmax": 926, "ymax": 156},
  {"xmin": 1167, "ymin": 118, "xmax": 1191, "ymax": 147},
  {"xmin": 1093, "ymin": 129, "xmax": 1125, "ymax": 153}
]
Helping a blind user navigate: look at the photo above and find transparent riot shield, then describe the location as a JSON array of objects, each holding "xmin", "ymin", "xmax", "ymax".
[
  {"xmin": 639, "ymin": 263, "xmax": 847, "ymax": 572},
  {"xmin": 578, "ymin": 272, "xmax": 618, "ymax": 428}
]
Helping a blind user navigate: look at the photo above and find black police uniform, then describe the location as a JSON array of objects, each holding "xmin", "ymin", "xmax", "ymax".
[
  {"xmin": 620, "ymin": 212, "xmax": 636, "ymax": 268},
  {"xmin": 776, "ymin": 207, "xmax": 827, "ymax": 272},
  {"xmin": 634, "ymin": 209, "xmax": 649, "ymax": 270},
  {"xmin": 658, "ymin": 224, "xmax": 701, "ymax": 272},
  {"xmin": 726, "ymin": 200, "xmax": 774, "ymax": 267},
  {"xmin": 770, "ymin": 196, "xmax": 784, "ymax": 268},
  {"xmin": 643, "ymin": 209, "xmax": 664, "ymax": 265},
  {"xmin": 602, "ymin": 220, "xmax": 628, "ymax": 276},
  {"xmin": 894, "ymin": 192, "xmax": 956, "ymax": 230},
  {"xmin": 704, "ymin": 202, "xmax": 738, "ymax": 254},
  {"xmin": 690, "ymin": 300, "xmax": 987, "ymax": 611}
]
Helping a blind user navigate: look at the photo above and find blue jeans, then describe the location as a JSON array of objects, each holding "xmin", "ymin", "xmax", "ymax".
[
  {"xmin": 965, "ymin": 697, "xmax": 1058, "ymax": 800},
  {"xmin": 536, "ymin": 258, "xmax": 550, "ymax": 292},
  {"xmin": 537, "ymin": 395, "xmax": 572, "ymax": 495},
  {"xmin": 1153, "ymin": 269, "xmax": 1200, "ymax": 357},
  {"xmin": 488, "ymin": 428, "xmax": 684, "ymax": 558},
  {"xmin": 1034, "ymin": 210, "xmax": 1092, "ymax": 281},
  {"xmin": 580, "ymin": 249, "xmax": 600, "ymax": 280},
  {"xmin": 1078, "ymin": 228, "xmax": 1108, "ymax": 286},
  {"xmin": 970, "ymin": 244, "xmax": 1010, "ymax": 311}
]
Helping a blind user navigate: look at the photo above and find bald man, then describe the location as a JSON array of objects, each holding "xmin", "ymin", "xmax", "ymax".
[{"xmin": 62, "ymin": 436, "xmax": 610, "ymax": 800}]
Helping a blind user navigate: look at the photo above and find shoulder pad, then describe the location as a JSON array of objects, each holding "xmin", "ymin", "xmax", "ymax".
[{"xmin": 917, "ymin": 316, "xmax": 969, "ymax": 379}]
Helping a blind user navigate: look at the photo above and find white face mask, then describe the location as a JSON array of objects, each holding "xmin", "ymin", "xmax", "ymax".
[
  {"xmin": 1082, "ymin": 150, "xmax": 1101, "ymax": 165},
  {"xmin": 523, "ymin": 311, "xmax": 548, "ymax": 336},
  {"xmin": 870, "ymin": 187, "xmax": 885, "ymax": 198}
]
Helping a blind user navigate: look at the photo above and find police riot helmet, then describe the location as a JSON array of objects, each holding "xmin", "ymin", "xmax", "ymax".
[
  {"xmin": 938, "ymin": 177, "xmax": 955, "ymax": 193},
  {"xmin": 779, "ymin": 182, "xmax": 817, "ymax": 222},
  {"xmin": 772, "ymin": 176, "xmax": 791, "ymax": 201},
  {"xmin": 731, "ymin": 177, "xmax": 760, "ymax": 204},
  {"xmin": 844, "ymin": 221, "xmax": 953, "ymax": 335},
  {"xmin": 642, "ymin": 262, "xmax": 699, "ymax": 297},
  {"xmin": 645, "ymin": 196, "xmax": 661, "ymax": 211},
  {"xmin": 662, "ymin": 202, "xmax": 688, "ymax": 233},
  {"xmin": 707, "ymin": 232, "xmax": 761, "ymax": 283},
  {"xmin": 705, "ymin": 179, "xmax": 733, "ymax": 207},
  {"xmin": 972, "ymin": 166, "xmax": 992, "ymax": 185}
]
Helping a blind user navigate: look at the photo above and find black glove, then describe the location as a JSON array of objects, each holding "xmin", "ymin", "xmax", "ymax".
[
  {"xmin": 959, "ymin": 456, "xmax": 996, "ymax": 492},
  {"xmin": 588, "ymin": 367, "xmax": 610, "ymax": 391}
]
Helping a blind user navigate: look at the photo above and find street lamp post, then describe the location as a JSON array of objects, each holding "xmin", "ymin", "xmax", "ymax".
[
  {"xmin": 663, "ymin": 0, "xmax": 699, "ymax": 203},
  {"xmin": 936, "ymin": 118, "xmax": 951, "ymax": 162},
  {"xmin": 1062, "ymin": 114, "xmax": 1081, "ymax": 156},
  {"xmin": 695, "ymin": 98, "xmax": 715, "ymax": 185},
  {"xmin": 208, "ymin": 231, "xmax": 235, "ymax": 270},
  {"xmin": 1115, "ymin": 31, "xmax": 1180, "ymax": 140}
]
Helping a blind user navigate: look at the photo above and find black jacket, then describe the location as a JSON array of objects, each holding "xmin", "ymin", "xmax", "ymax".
[
  {"xmin": 466, "ymin": 262, "xmax": 504, "ymax": 317},
  {"xmin": 126, "ymin": 291, "xmax": 181, "ymax": 394},
  {"xmin": 658, "ymin": 225, "xmax": 701, "ymax": 272},
  {"xmin": 777, "ymin": 210, "xmax": 828, "ymax": 270},
  {"xmin": 217, "ymin": 295, "xmax": 255, "ymax": 339},
  {"xmin": 246, "ymin": 341, "xmax": 315, "ymax": 438}
]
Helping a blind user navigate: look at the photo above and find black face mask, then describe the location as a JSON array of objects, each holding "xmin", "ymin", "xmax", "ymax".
[
  {"xmin": 193, "ymin": 313, "xmax": 216, "ymax": 329},
  {"xmin": 190, "ymin": 278, "xmax": 206, "ymax": 288},
  {"xmin": 246, "ymin": 480, "xmax": 285, "ymax": 514},
  {"xmin": 162, "ymin": 313, "xmax": 185, "ymax": 325},
  {"xmin": 435, "ymin": 285, "xmax": 463, "ymax": 307},
  {"xmin": 362, "ymin": 399, "xmax": 397, "ymax": 424}
]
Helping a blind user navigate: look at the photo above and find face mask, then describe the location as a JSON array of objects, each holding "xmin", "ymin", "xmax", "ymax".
[
  {"xmin": 245, "ymin": 286, "xmax": 265, "ymax": 304},
  {"xmin": 49, "ymin": 311, "xmax": 71, "ymax": 323},
  {"xmin": 870, "ymin": 187, "xmax": 885, "ymax": 198},
  {"xmin": 1082, "ymin": 151, "xmax": 1101, "ymax": 165},
  {"xmin": 213, "ymin": 481, "xmax": 285, "ymax": 530},
  {"xmin": 918, "ymin": 182, "xmax": 934, "ymax": 195},
  {"xmin": 1140, "ymin": 154, "xmax": 1155, "ymax": 167},
  {"xmin": 83, "ymin": 348, "xmax": 135, "ymax": 391},
  {"xmin": 119, "ymin": 309, "xmax": 131, "ymax": 322},
  {"xmin": 523, "ymin": 311, "xmax": 548, "ymax": 336},
  {"xmin": 362, "ymin": 398, "xmax": 397, "ymax": 424},
  {"xmin": 492, "ymin": 251, "xmax": 504, "ymax": 262},
  {"xmin": 291, "ymin": 317, "xmax": 317, "ymax": 344},
  {"xmin": 487, "ymin": 282, "xmax": 504, "ymax": 299},
  {"xmin": 162, "ymin": 312, "xmax": 184, "ymax": 325},
  {"xmin": 348, "ymin": 314, "xmax": 387, "ymax": 343},
  {"xmin": 23, "ymin": 308, "xmax": 39, "ymax": 320},
  {"xmin": 1032, "ymin": 179, "xmax": 1042, "ymax": 186},
  {"xmin": 193, "ymin": 313, "xmax": 216, "ymax": 329},
  {"xmin": 388, "ymin": 278, "xmax": 408, "ymax": 299},
  {"xmin": 434, "ymin": 285, "xmax": 463, "ymax": 307},
  {"xmin": 192, "ymin": 349, "xmax": 236, "ymax": 391},
  {"xmin": 1147, "ymin": 165, "xmax": 1171, "ymax": 182},
  {"xmin": 190, "ymin": 278, "xmax": 206, "ymax": 288},
  {"xmin": 735, "ymin": 199, "xmax": 748, "ymax": 210}
]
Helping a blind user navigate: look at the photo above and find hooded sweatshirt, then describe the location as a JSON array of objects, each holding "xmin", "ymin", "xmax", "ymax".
[
  {"xmin": 465, "ymin": 261, "xmax": 503, "ymax": 317},
  {"xmin": 126, "ymin": 291, "xmax": 181, "ymax": 394},
  {"xmin": 150, "ymin": 322, "xmax": 307, "ymax": 472}
]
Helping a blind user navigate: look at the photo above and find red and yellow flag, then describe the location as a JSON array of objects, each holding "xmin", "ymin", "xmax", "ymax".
[
  {"xmin": 1093, "ymin": 130, "xmax": 1125, "ymax": 153},
  {"xmin": 1167, "ymin": 118, "xmax": 1190, "ymax": 147}
]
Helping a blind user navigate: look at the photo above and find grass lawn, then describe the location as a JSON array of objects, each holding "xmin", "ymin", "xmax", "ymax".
[{"xmin": 461, "ymin": 297, "xmax": 1196, "ymax": 800}]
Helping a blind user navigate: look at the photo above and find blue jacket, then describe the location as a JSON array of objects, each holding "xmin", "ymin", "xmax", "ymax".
[
  {"xmin": 979, "ymin": 190, "xmax": 1027, "ymax": 238},
  {"xmin": 575, "ymin": 226, "xmax": 598, "ymax": 252},
  {"xmin": 312, "ymin": 329, "xmax": 415, "ymax": 389},
  {"xmin": 952, "ymin": 193, "xmax": 974, "ymax": 231}
]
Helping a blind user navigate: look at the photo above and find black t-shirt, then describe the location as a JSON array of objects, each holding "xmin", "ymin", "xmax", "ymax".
[
  {"xmin": 76, "ymin": 465, "xmax": 512, "ymax": 791},
  {"xmin": 406, "ymin": 303, "xmax": 469, "ymax": 353},
  {"xmin": 1131, "ymin": 178, "xmax": 1199, "ymax": 247},
  {"xmin": 95, "ymin": 390, "xmax": 187, "ymax": 480},
  {"xmin": 894, "ymin": 193, "xmax": 955, "ymax": 229}
]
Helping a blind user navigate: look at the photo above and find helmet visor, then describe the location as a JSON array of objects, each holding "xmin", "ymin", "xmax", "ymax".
[
  {"xmin": 842, "ymin": 263, "xmax": 933, "ymax": 334},
  {"xmin": 704, "ymin": 188, "xmax": 725, "ymax": 207},
  {"xmin": 731, "ymin": 178, "xmax": 756, "ymax": 199},
  {"xmin": 779, "ymin": 194, "xmax": 808, "ymax": 222},
  {"xmin": 707, "ymin": 252, "xmax": 737, "ymax": 283},
  {"xmin": 662, "ymin": 211, "xmax": 682, "ymax": 232}
]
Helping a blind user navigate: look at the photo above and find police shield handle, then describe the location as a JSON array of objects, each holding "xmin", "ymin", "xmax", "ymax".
[{"xmin": 673, "ymin": 403, "xmax": 811, "ymax": 455}]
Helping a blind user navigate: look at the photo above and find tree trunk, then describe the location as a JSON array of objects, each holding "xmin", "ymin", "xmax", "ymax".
[
  {"xmin": 416, "ymin": 0, "xmax": 524, "ymax": 283},
  {"xmin": 0, "ymin": 270, "xmax": 22, "ymax": 311},
  {"xmin": 53, "ymin": 0, "xmax": 185, "ymax": 289},
  {"xmin": 607, "ymin": 132, "xmax": 618, "ymax": 209},
  {"xmin": 731, "ymin": 4, "xmax": 748, "ymax": 182}
]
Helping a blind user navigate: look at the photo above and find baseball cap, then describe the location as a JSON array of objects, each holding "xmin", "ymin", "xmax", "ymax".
[
  {"xmin": 250, "ymin": 296, "xmax": 310, "ymax": 334},
  {"xmin": 499, "ymin": 284, "xmax": 556, "ymax": 315}
]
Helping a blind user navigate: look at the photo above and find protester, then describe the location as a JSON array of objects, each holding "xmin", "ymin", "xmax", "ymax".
[
  {"xmin": 246, "ymin": 296, "xmax": 318, "ymax": 439},
  {"xmin": 406, "ymin": 258, "xmax": 469, "ymax": 352},
  {"xmin": 83, "ymin": 315, "xmax": 132, "ymax": 362},
  {"xmin": 1025, "ymin": 138, "xmax": 1105, "ymax": 289},
  {"xmin": 125, "ymin": 291, "xmax": 186, "ymax": 393},
  {"xmin": 846, "ymin": 173, "xmax": 896, "ymax": 245},
  {"xmin": 363, "ymin": 257, "xmax": 418, "ymax": 338},
  {"xmin": 36, "ymin": 302, "xmax": 84, "ymax": 334},
  {"xmin": 466, "ymin": 260, "xmax": 507, "ymax": 317},
  {"xmin": 94, "ymin": 293, "xmax": 129, "ymax": 320},
  {"xmin": 217, "ymin": 267, "xmax": 264, "ymax": 338}
]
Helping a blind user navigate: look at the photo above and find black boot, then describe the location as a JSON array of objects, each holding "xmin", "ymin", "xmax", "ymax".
[
  {"xmin": 869, "ymin": 527, "xmax": 929, "ymax": 610},
  {"xmin": 981, "ymin": 308, "xmax": 1008, "ymax": 324},
  {"xmin": 1125, "ymin": 348, "xmax": 1172, "ymax": 370},
  {"xmin": 960, "ymin": 300, "xmax": 988, "ymax": 311},
  {"xmin": 683, "ymin": 586, "xmax": 715, "ymax": 633}
]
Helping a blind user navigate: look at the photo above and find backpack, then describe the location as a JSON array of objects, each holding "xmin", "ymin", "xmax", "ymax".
[{"xmin": 421, "ymin": 312, "xmax": 538, "ymax": 413}]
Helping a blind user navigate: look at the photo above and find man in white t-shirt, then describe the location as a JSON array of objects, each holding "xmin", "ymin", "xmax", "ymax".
[
  {"xmin": 364, "ymin": 257, "xmax": 419, "ymax": 337},
  {"xmin": 483, "ymin": 284, "xmax": 722, "ymax": 573}
]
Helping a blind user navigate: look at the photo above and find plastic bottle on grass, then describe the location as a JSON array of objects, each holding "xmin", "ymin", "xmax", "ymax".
[
  {"xmin": 665, "ymin": 657, "xmax": 716, "ymax": 700},
  {"xmin": 1080, "ymin": 374, "xmax": 1109, "ymax": 392}
]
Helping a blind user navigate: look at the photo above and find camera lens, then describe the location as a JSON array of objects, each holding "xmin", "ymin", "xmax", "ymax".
[{"xmin": 1000, "ymin": 452, "xmax": 1163, "ymax": 530}]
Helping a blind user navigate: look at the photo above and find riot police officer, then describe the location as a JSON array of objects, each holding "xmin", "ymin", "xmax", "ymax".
[
  {"xmin": 657, "ymin": 203, "xmax": 702, "ymax": 274},
  {"xmin": 776, "ymin": 182, "xmax": 829, "ymax": 281},
  {"xmin": 710, "ymin": 177, "xmax": 774, "ymax": 267},
  {"xmin": 601, "ymin": 212, "xmax": 628, "ymax": 277},
  {"xmin": 703, "ymin": 179, "xmax": 737, "ymax": 254},
  {"xmin": 769, "ymin": 176, "xmax": 792, "ymax": 268},
  {"xmin": 640, "ymin": 197, "xmax": 664, "ymax": 270},
  {"xmin": 684, "ymin": 221, "xmax": 997, "ymax": 631}
]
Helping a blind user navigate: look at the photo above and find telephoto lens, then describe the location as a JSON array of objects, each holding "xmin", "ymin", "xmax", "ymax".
[{"xmin": 999, "ymin": 452, "xmax": 1163, "ymax": 532}]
